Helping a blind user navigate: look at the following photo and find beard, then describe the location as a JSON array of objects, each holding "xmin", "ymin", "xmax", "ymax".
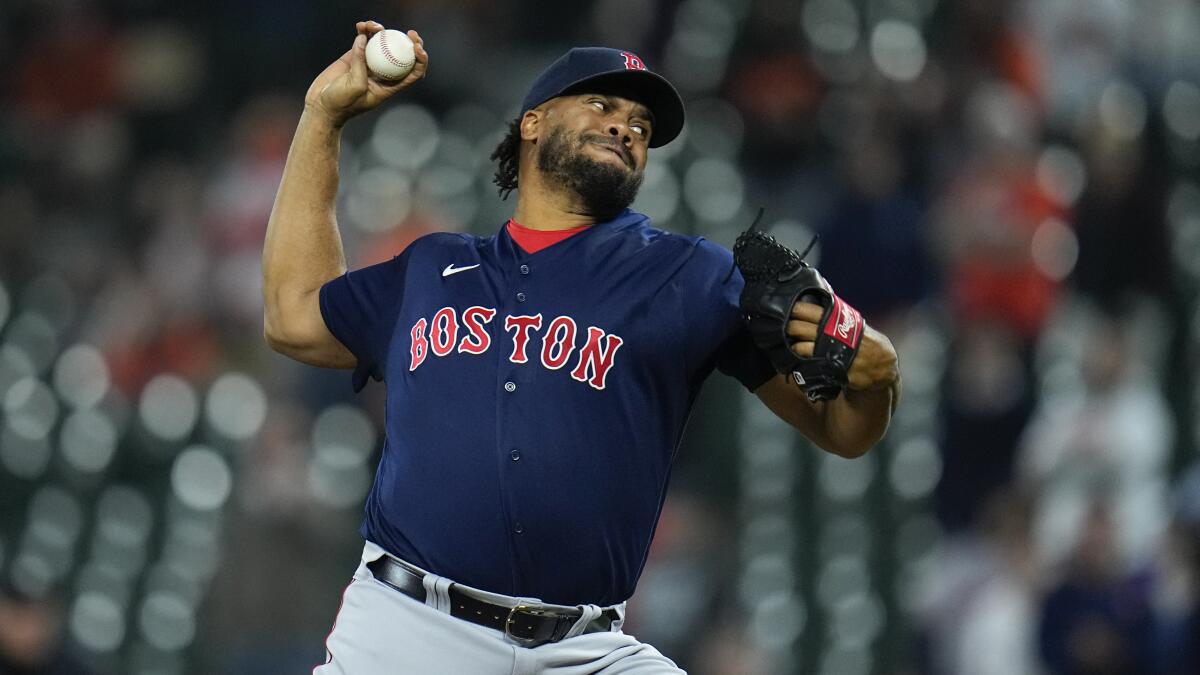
[{"xmin": 535, "ymin": 126, "xmax": 644, "ymax": 220}]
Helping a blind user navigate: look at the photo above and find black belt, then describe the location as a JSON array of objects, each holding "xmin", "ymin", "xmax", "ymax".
[{"xmin": 366, "ymin": 556, "xmax": 620, "ymax": 647}]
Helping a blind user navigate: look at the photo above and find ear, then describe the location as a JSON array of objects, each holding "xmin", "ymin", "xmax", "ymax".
[{"xmin": 520, "ymin": 108, "xmax": 543, "ymax": 143}]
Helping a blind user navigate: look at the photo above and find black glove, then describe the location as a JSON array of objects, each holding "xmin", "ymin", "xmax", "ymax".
[{"xmin": 733, "ymin": 222, "xmax": 865, "ymax": 401}]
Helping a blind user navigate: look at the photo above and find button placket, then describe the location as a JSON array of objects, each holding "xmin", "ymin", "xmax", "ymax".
[
  {"xmin": 516, "ymin": 262, "xmax": 529, "ymax": 303},
  {"xmin": 499, "ymin": 258, "xmax": 531, "ymax": 548}
]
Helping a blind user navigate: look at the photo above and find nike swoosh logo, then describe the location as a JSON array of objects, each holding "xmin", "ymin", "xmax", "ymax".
[{"xmin": 442, "ymin": 263, "xmax": 480, "ymax": 277}]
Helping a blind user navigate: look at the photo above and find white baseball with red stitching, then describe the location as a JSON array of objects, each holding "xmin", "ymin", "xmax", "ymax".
[{"xmin": 365, "ymin": 29, "xmax": 415, "ymax": 81}]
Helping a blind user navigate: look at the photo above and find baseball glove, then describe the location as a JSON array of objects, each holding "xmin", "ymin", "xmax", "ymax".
[{"xmin": 733, "ymin": 216, "xmax": 865, "ymax": 401}]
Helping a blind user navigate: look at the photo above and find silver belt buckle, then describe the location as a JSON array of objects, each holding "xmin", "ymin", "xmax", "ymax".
[{"xmin": 504, "ymin": 604, "xmax": 561, "ymax": 646}]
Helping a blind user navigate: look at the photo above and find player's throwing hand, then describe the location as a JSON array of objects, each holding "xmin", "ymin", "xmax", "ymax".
[
  {"xmin": 786, "ymin": 302, "xmax": 898, "ymax": 392},
  {"xmin": 304, "ymin": 21, "xmax": 429, "ymax": 126}
]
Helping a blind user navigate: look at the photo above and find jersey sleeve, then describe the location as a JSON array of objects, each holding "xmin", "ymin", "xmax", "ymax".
[
  {"xmin": 318, "ymin": 247, "xmax": 415, "ymax": 392},
  {"xmin": 685, "ymin": 239, "xmax": 776, "ymax": 392}
]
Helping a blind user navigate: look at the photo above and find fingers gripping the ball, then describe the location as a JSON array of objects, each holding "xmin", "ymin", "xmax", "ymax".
[
  {"xmin": 366, "ymin": 29, "xmax": 417, "ymax": 81},
  {"xmin": 309, "ymin": 22, "xmax": 430, "ymax": 124}
]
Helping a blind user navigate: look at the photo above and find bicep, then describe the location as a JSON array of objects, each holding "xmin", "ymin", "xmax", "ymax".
[{"xmin": 264, "ymin": 287, "xmax": 357, "ymax": 369}]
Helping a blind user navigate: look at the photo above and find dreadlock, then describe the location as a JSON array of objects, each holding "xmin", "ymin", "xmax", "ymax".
[{"xmin": 490, "ymin": 117, "xmax": 522, "ymax": 200}]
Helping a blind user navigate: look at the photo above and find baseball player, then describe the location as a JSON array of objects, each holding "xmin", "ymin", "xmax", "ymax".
[{"xmin": 262, "ymin": 21, "xmax": 900, "ymax": 674}]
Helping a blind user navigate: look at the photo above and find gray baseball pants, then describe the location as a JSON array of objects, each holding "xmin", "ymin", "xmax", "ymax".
[{"xmin": 313, "ymin": 541, "xmax": 686, "ymax": 674}]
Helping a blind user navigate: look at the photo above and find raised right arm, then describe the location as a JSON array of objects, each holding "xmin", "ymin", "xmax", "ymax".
[
  {"xmin": 261, "ymin": 21, "xmax": 428, "ymax": 367},
  {"xmin": 261, "ymin": 108, "xmax": 354, "ymax": 367}
]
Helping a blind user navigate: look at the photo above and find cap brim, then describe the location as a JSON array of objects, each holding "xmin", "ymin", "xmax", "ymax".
[{"xmin": 559, "ymin": 71, "xmax": 685, "ymax": 148}]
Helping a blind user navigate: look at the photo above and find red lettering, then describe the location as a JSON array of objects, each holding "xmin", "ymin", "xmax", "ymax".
[
  {"xmin": 458, "ymin": 306, "xmax": 497, "ymax": 355},
  {"xmin": 540, "ymin": 316, "xmax": 577, "ymax": 370},
  {"xmin": 569, "ymin": 327, "xmax": 623, "ymax": 390},
  {"xmin": 409, "ymin": 318, "xmax": 428, "ymax": 371},
  {"xmin": 430, "ymin": 307, "xmax": 458, "ymax": 357},
  {"xmin": 504, "ymin": 314, "xmax": 543, "ymax": 364}
]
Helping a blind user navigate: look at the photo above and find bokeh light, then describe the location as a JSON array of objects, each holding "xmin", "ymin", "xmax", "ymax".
[
  {"xmin": 138, "ymin": 591, "xmax": 196, "ymax": 651},
  {"xmin": 170, "ymin": 446, "xmax": 233, "ymax": 511},
  {"xmin": 70, "ymin": 592, "xmax": 127, "ymax": 653},
  {"xmin": 3, "ymin": 376, "xmax": 59, "ymax": 440},
  {"xmin": 346, "ymin": 166, "xmax": 412, "ymax": 233},
  {"xmin": 1035, "ymin": 145, "xmax": 1087, "ymax": 207},
  {"xmin": 1, "ymin": 423, "xmax": 53, "ymax": 479},
  {"xmin": 818, "ymin": 453, "xmax": 874, "ymax": 502},
  {"xmin": 683, "ymin": 158, "xmax": 744, "ymax": 223},
  {"xmin": 870, "ymin": 20, "xmax": 926, "ymax": 82},
  {"xmin": 138, "ymin": 374, "xmax": 198, "ymax": 441},
  {"xmin": 816, "ymin": 554, "xmax": 870, "ymax": 609},
  {"xmin": 750, "ymin": 591, "xmax": 805, "ymax": 651},
  {"xmin": 1098, "ymin": 80, "xmax": 1147, "ymax": 140},
  {"xmin": 59, "ymin": 409, "xmax": 120, "ymax": 474},
  {"xmin": 4, "ymin": 312, "xmax": 58, "ymax": 373},
  {"xmin": 803, "ymin": 0, "xmax": 861, "ymax": 54},
  {"xmin": 53, "ymin": 343, "xmax": 111, "ymax": 409},
  {"xmin": 371, "ymin": 104, "xmax": 440, "ymax": 170},
  {"xmin": 203, "ymin": 372, "xmax": 267, "ymax": 441},
  {"xmin": 1030, "ymin": 217, "xmax": 1080, "ymax": 282},
  {"xmin": 1163, "ymin": 81, "xmax": 1200, "ymax": 140}
]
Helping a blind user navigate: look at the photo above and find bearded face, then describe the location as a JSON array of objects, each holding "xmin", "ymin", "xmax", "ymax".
[{"xmin": 535, "ymin": 125, "xmax": 644, "ymax": 220}]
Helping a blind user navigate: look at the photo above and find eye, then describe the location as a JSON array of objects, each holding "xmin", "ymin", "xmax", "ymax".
[
  {"xmin": 631, "ymin": 124, "xmax": 646, "ymax": 137},
  {"xmin": 590, "ymin": 99, "xmax": 607, "ymax": 111}
]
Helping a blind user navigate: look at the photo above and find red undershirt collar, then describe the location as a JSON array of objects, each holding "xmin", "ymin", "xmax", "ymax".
[{"xmin": 506, "ymin": 219, "xmax": 593, "ymax": 254}]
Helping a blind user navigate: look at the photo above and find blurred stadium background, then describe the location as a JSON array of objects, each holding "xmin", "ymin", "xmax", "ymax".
[{"xmin": 2, "ymin": 0, "xmax": 1200, "ymax": 673}]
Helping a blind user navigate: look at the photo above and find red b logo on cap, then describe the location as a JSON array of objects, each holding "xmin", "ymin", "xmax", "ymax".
[{"xmin": 622, "ymin": 52, "xmax": 646, "ymax": 71}]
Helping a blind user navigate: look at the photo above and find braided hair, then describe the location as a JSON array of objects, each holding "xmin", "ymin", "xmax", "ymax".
[{"xmin": 490, "ymin": 117, "xmax": 522, "ymax": 200}]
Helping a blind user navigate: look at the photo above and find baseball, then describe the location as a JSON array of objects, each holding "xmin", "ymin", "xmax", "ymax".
[{"xmin": 365, "ymin": 29, "xmax": 416, "ymax": 81}]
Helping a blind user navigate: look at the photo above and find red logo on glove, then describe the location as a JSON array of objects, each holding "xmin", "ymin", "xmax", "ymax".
[
  {"xmin": 622, "ymin": 52, "xmax": 647, "ymax": 71},
  {"xmin": 823, "ymin": 294, "xmax": 863, "ymax": 349}
]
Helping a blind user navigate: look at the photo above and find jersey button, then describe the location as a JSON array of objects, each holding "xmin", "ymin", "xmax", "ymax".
[
  {"xmin": 516, "ymin": 292, "xmax": 526, "ymax": 302},
  {"xmin": 504, "ymin": 381, "xmax": 516, "ymax": 392},
  {"xmin": 515, "ymin": 523, "xmax": 524, "ymax": 534},
  {"xmin": 510, "ymin": 449, "xmax": 521, "ymax": 461},
  {"xmin": 520, "ymin": 264, "xmax": 530, "ymax": 275}
]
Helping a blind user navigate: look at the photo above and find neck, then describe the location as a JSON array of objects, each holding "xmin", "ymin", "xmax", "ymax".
[
  {"xmin": 511, "ymin": 161, "xmax": 597, "ymax": 231},
  {"xmin": 512, "ymin": 197, "xmax": 597, "ymax": 231}
]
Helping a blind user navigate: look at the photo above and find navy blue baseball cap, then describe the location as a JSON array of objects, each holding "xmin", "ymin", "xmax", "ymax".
[{"xmin": 520, "ymin": 47, "xmax": 685, "ymax": 148}]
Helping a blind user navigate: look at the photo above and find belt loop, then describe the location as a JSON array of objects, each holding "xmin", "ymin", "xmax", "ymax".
[
  {"xmin": 607, "ymin": 604, "xmax": 626, "ymax": 633},
  {"xmin": 420, "ymin": 572, "xmax": 438, "ymax": 610},
  {"xmin": 422, "ymin": 573, "xmax": 453, "ymax": 613},
  {"xmin": 563, "ymin": 604, "xmax": 602, "ymax": 639},
  {"xmin": 434, "ymin": 576, "xmax": 454, "ymax": 613}
]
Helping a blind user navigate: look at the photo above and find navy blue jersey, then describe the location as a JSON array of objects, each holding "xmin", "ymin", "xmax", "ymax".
[{"xmin": 319, "ymin": 209, "xmax": 774, "ymax": 606}]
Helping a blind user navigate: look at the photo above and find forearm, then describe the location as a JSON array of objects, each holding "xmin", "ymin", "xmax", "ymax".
[
  {"xmin": 262, "ymin": 108, "xmax": 348, "ymax": 338},
  {"xmin": 755, "ymin": 372, "xmax": 899, "ymax": 458},
  {"xmin": 821, "ymin": 376, "xmax": 899, "ymax": 458}
]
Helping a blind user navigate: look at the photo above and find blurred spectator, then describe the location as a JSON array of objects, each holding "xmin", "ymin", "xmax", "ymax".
[
  {"xmin": 936, "ymin": 319, "xmax": 1036, "ymax": 532},
  {"xmin": 1071, "ymin": 125, "xmax": 1173, "ymax": 307},
  {"xmin": 1018, "ymin": 309, "xmax": 1173, "ymax": 572},
  {"xmin": 1037, "ymin": 503, "xmax": 1155, "ymax": 675},
  {"xmin": 917, "ymin": 489, "xmax": 1041, "ymax": 675},
  {"xmin": 815, "ymin": 131, "xmax": 932, "ymax": 319},
  {"xmin": 1153, "ymin": 463, "xmax": 1200, "ymax": 675}
]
